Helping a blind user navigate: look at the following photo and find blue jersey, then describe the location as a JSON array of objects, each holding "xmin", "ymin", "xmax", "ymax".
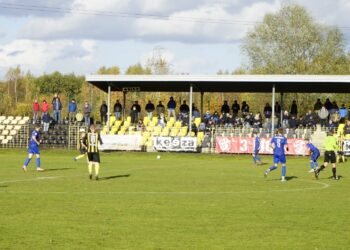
[
  {"xmin": 29, "ymin": 130, "xmax": 40, "ymax": 148},
  {"xmin": 306, "ymin": 143, "xmax": 320, "ymax": 155},
  {"xmin": 254, "ymin": 136, "xmax": 261, "ymax": 152},
  {"xmin": 270, "ymin": 135, "xmax": 288, "ymax": 156}
]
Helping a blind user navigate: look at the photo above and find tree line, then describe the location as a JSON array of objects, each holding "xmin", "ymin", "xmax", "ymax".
[{"xmin": 1, "ymin": 4, "xmax": 350, "ymax": 119}]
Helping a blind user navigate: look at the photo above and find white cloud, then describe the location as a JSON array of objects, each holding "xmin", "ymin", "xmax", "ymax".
[
  {"xmin": 0, "ymin": 39, "xmax": 95, "ymax": 72},
  {"xmin": 18, "ymin": 0, "xmax": 280, "ymax": 43}
]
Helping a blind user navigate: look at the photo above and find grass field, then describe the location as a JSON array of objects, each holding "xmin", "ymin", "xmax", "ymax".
[{"xmin": 1, "ymin": 149, "xmax": 350, "ymax": 250}]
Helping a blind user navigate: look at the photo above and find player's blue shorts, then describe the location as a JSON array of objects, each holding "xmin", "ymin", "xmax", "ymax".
[
  {"xmin": 273, "ymin": 154, "xmax": 286, "ymax": 164},
  {"xmin": 310, "ymin": 153, "xmax": 320, "ymax": 162},
  {"xmin": 28, "ymin": 146, "xmax": 40, "ymax": 154},
  {"xmin": 253, "ymin": 150, "xmax": 259, "ymax": 156}
]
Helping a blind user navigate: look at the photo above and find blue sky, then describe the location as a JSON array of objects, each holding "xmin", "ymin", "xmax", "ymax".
[{"xmin": 0, "ymin": 0, "xmax": 349, "ymax": 78}]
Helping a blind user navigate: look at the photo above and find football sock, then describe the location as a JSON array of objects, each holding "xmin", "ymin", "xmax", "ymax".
[
  {"xmin": 256, "ymin": 155, "xmax": 261, "ymax": 162},
  {"xmin": 36, "ymin": 158, "xmax": 41, "ymax": 168},
  {"xmin": 314, "ymin": 162, "xmax": 318, "ymax": 168},
  {"xmin": 332, "ymin": 168, "xmax": 336, "ymax": 178},
  {"xmin": 24, "ymin": 158, "xmax": 31, "ymax": 166},
  {"xmin": 316, "ymin": 165, "xmax": 325, "ymax": 174},
  {"xmin": 76, "ymin": 154, "xmax": 85, "ymax": 160},
  {"xmin": 309, "ymin": 161, "xmax": 314, "ymax": 169},
  {"xmin": 268, "ymin": 166, "xmax": 277, "ymax": 172},
  {"xmin": 253, "ymin": 156, "xmax": 256, "ymax": 164},
  {"xmin": 95, "ymin": 164, "xmax": 100, "ymax": 176},
  {"xmin": 88, "ymin": 164, "xmax": 93, "ymax": 175},
  {"xmin": 282, "ymin": 166, "xmax": 286, "ymax": 177}
]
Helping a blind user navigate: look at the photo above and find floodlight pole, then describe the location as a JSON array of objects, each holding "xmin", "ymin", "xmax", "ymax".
[
  {"xmin": 271, "ymin": 84, "xmax": 276, "ymax": 136},
  {"xmin": 189, "ymin": 84, "xmax": 193, "ymax": 136},
  {"xmin": 107, "ymin": 85, "xmax": 111, "ymax": 133}
]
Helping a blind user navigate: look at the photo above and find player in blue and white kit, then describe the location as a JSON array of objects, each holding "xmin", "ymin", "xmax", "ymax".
[
  {"xmin": 305, "ymin": 138, "xmax": 320, "ymax": 173},
  {"xmin": 22, "ymin": 124, "xmax": 44, "ymax": 172},
  {"xmin": 264, "ymin": 128, "xmax": 289, "ymax": 182},
  {"xmin": 252, "ymin": 132, "xmax": 262, "ymax": 166}
]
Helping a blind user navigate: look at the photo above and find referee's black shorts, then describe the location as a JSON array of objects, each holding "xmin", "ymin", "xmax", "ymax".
[
  {"xmin": 87, "ymin": 152, "xmax": 100, "ymax": 163},
  {"xmin": 324, "ymin": 151, "xmax": 336, "ymax": 163}
]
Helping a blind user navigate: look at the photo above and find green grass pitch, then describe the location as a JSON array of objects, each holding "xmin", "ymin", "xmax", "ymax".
[{"xmin": 1, "ymin": 149, "xmax": 350, "ymax": 249}]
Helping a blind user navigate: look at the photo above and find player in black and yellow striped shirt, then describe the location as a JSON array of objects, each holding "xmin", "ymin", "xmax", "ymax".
[{"xmin": 86, "ymin": 125, "xmax": 103, "ymax": 180}]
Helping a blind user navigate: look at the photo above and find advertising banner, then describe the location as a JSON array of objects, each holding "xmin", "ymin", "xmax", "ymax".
[
  {"xmin": 215, "ymin": 136, "xmax": 308, "ymax": 155},
  {"xmin": 154, "ymin": 137, "xmax": 197, "ymax": 152},
  {"xmin": 100, "ymin": 135, "xmax": 142, "ymax": 151}
]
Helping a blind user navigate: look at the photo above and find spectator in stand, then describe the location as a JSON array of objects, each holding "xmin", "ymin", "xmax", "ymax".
[
  {"xmin": 192, "ymin": 103, "xmax": 200, "ymax": 118},
  {"xmin": 113, "ymin": 100, "xmax": 122, "ymax": 121},
  {"xmin": 100, "ymin": 101, "xmax": 108, "ymax": 125},
  {"xmin": 344, "ymin": 120, "xmax": 350, "ymax": 137},
  {"xmin": 282, "ymin": 111, "xmax": 289, "ymax": 128},
  {"xmin": 318, "ymin": 106, "xmax": 329, "ymax": 128},
  {"xmin": 203, "ymin": 111, "xmax": 211, "ymax": 124},
  {"xmin": 275, "ymin": 102, "xmax": 281, "ymax": 118},
  {"xmin": 304, "ymin": 110, "xmax": 316, "ymax": 128},
  {"xmin": 179, "ymin": 100, "xmax": 190, "ymax": 116},
  {"xmin": 130, "ymin": 101, "xmax": 141, "ymax": 124},
  {"xmin": 314, "ymin": 98, "xmax": 323, "ymax": 111},
  {"xmin": 288, "ymin": 116, "xmax": 297, "ymax": 129},
  {"xmin": 212, "ymin": 111, "xmax": 220, "ymax": 124},
  {"xmin": 290, "ymin": 100, "xmax": 298, "ymax": 117},
  {"xmin": 330, "ymin": 101, "xmax": 339, "ymax": 114},
  {"xmin": 167, "ymin": 97, "xmax": 176, "ymax": 120},
  {"xmin": 52, "ymin": 93, "xmax": 62, "ymax": 124},
  {"xmin": 68, "ymin": 99, "xmax": 77, "ymax": 124},
  {"xmin": 32, "ymin": 99, "xmax": 40, "ymax": 124},
  {"xmin": 232, "ymin": 100, "xmax": 240, "ymax": 117},
  {"xmin": 241, "ymin": 101, "xmax": 249, "ymax": 118},
  {"xmin": 136, "ymin": 119, "xmax": 145, "ymax": 132},
  {"xmin": 297, "ymin": 115, "xmax": 305, "ymax": 127},
  {"xmin": 324, "ymin": 98, "xmax": 332, "ymax": 111},
  {"xmin": 244, "ymin": 112, "xmax": 254, "ymax": 128},
  {"xmin": 145, "ymin": 100, "xmax": 155, "ymax": 119},
  {"xmin": 42, "ymin": 113, "xmax": 50, "ymax": 132},
  {"xmin": 221, "ymin": 100, "xmax": 230, "ymax": 115},
  {"xmin": 264, "ymin": 103, "xmax": 272, "ymax": 118},
  {"xmin": 41, "ymin": 99, "xmax": 49, "ymax": 119},
  {"xmin": 84, "ymin": 101, "xmax": 91, "ymax": 127},
  {"xmin": 253, "ymin": 113, "xmax": 262, "ymax": 129},
  {"xmin": 156, "ymin": 101, "xmax": 165, "ymax": 117},
  {"xmin": 339, "ymin": 104, "xmax": 347, "ymax": 119},
  {"xmin": 157, "ymin": 113, "xmax": 167, "ymax": 128}
]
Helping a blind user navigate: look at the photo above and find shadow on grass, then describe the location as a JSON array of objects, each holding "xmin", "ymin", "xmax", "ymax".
[
  {"xmin": 99, "ymin": 174, "xmax": 130, "ymax": 181},
  {"xmin": 326, "ymin": 175, "xmax": 343, "ymax": 180},
  {"xmin": 44, "ymin": 167, "xmax": 75, "ymax": 172},
  {"xmin": 266, "ymin": 176, "xmax": 298, "ymax": 181},
  {"xmin": 0, "ymin": 185, "xmax": 7, "ymax": 188}
]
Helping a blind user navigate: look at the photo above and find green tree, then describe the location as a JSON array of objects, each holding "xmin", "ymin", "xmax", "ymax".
[
  {"xmin": 125, "ymin": 63, "xmax": 152, "ymax": 75},
  {"xmin": 97, "ymin": 66, "xmax": 120, "ymax": 75},
  {"xmin": 242, "ymin": 4, "xmax": 348, "ymax": 74},
  {"xmin": 35, "ymin": 72, "xmax": 83, "ymax": 98}
]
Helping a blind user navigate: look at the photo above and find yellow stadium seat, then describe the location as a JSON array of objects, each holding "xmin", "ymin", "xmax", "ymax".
[
  {"xmin": 0, "ymin": 116, "xmax": 6, "ymax": 121},
  {"xmin": 0, "ymin": 135, "xmax": 4, "ymax": 140},
  {"xmin": 15, "ymin": 116, "xmax": 22, "ymax": 120},
  {"xmin": 126, "ymin": 116, "xmax": 131, "ymax": 123},
  {"xmin": 117, "ymin": 130, "xmax": 125, "ymax": 135},
  {"xmin": 1, "ymin": 139, "xmax": 8, "ymax": 144},
  {"xmin": 10, "ymin": 120, "xmax": 18, "ymax": 125},
  {"xmin": 194, "ymin": 117, "xmax": 201, "ymax": 128},
  {"xmin": 174, "ymin": 121, "xmax": 182, "ymax": 128},
  {"xmin": 23, "ymin": 116, "xmax": 30, "ymax": 121},
  {"xmin": 143, "ymin": 117, "xmax": 150, "ymax": 126},
  {"xmin": 7, "ymin": 116, "xmax": 14, "ymax": 121},
  {"xmin": 14, "ymin": 125, "xmax": 21, "ymax": 130},
  {"xmin": 109, "ymin": 116, "xmax": 116, "ymax": 126},
  {"xmin": 0, "ymin": 125, "xmax": 5, "ymax": 130},
  {"xmin": 143, "ymin": 131, "xmax": 150, "ymax": 138},
  {"xmin": 3, "ymin": 120, "xmax": 10, "ymax": 125},
  {"xmin": 6, "ymin": 125, "xmax": 13, "ymax": 130},
  {"xmin": 152, "ymin": 117, "xmax": 158, "ymax": 124},
  {"xmin": 115, "ymin": 120, "xmax": 122, "ymax": 127},
  {"xmin": 146, "ymin": 139, "xmax": 153, "ymax": 147},
  {"xmin": 10, "ymin": 130, "xmax": 17, "ymax": 136},
  {"xmin": 170, "ymin": 128, "xmax": 178, "ymax": 137}
]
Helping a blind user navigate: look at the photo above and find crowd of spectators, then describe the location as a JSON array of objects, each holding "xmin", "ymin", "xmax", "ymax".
[{"xmin": 31, "ymin": 94, "xmax": 350, "ymax": 135}]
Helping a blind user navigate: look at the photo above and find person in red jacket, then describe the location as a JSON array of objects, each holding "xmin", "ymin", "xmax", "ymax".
[
  {"xmin": 33, "ymin": 99, "xmax": 40, "ymax": 124},
  {"xmin": 41, "ymin": 100, "xmax": 49, "ymax": 119}
]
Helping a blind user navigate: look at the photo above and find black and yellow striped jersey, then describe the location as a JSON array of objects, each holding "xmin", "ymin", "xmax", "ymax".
[{"xmin": 87, "ymin": 132, "xmax": 103, "ymax": 153}]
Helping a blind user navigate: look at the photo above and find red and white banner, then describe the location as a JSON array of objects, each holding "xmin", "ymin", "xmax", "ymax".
[{"xmin": 215, "ymin": 136, "xmax": 308, "ymax": 155}]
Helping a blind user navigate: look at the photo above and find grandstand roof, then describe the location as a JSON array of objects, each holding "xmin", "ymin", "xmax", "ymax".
[{"xmin": 85, "ymin": 75, "xmax": 350, "ymax": 93}]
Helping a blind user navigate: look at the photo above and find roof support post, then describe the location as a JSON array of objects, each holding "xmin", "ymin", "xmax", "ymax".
[
  {"xmin": 271, "ymin": 84, "xmax": 276, "ymax": 136},
  {"xmin": 280, "ymin": 92, "xmax": 284, "ymax": 126},
  {"xmin": 189, "ymin": 84, "xmax": 193, "ymax": 136},
  {"xmin": 200, "ymin": 92, "xmax": 204, "ymax": 119},
  {"xmin": 123, "ymin": 91, "xmax": 126, "ymax": 122},
  {"xmin": 107, "ymin": 85, "xmax": 111, "ymax": 133}
]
